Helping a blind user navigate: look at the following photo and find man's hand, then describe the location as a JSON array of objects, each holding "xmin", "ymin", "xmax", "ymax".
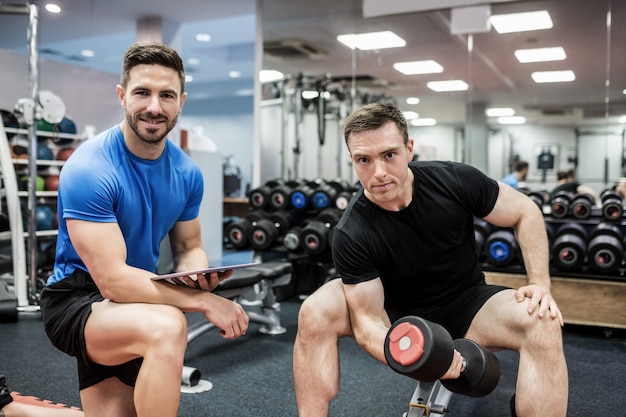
[
  {"xmin": 171, "ymin": 269, "xmax": 235, "ymax": 291},
  {"xmin": 515, "ymin": 283, "xmax": 564, "ymax": 326}
]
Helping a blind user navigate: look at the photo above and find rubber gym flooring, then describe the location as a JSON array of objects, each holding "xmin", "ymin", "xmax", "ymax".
[{"xmin": 1, "ymin": 282, "xmax": 625, "ymax": 416}]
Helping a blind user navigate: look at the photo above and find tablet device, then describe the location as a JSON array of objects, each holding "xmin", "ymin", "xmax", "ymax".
[{"xmin": 151, "ymin": 262, "xmax": 260, "ymax": 281}]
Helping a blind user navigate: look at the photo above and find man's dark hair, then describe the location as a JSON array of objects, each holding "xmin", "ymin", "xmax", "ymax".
[
  {"xmin": 120, "ymin": 41, "xmax": 186, "ymax": 93},
  {"xmin": 344, "ymin": 103, "xmax": 408, "ymax": 146},
  {"xmin": 513, "ymin": 160, "xmax": 529, "ymax": 172}
]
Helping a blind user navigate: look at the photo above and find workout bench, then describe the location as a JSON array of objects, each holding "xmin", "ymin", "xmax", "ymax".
[{"xmin": 182, "ymin": 260, "xmax": 293, "ymax": 387}]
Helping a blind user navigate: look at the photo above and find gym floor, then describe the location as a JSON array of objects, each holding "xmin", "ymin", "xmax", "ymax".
[{"xmin": 1, "ymin": 262, "xmax": 625, "ymax": 416}]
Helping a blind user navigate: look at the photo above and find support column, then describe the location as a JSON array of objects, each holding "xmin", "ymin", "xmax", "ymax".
[
  {"xmin": 464, "ymin": 101, "xmax": 488, "ymax": 172},
  {"xmin": 136, "ymin": 16, "xmax": 182, "ymax": 50}
]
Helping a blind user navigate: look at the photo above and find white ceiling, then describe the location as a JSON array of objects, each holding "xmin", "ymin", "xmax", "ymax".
[{"xmin": 1, "ymin": 0, "xmax": 625, "ymax": 127}]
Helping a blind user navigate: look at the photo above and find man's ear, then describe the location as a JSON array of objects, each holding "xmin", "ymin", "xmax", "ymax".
[
  {"xmin": 406, "ymin": 139, "xmax": 414, "ymax": 159},
  {"xmin": 115, "ymin": 85, "xmax": 126, "ymax": 108}
]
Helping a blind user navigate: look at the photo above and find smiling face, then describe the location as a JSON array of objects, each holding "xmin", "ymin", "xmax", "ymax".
[
  {"xmin": 116, "ymin": 63, "xmax": 187, "ymax": 150},
  {"xmin": 348, "ymin": 121, "xmax": 414, "ymax": 211}
]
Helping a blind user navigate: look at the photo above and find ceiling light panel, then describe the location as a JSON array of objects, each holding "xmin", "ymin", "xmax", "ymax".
[
  {"xmin": 393, "ymin": 60, "xmax": 443, "ymax": 75},
  {"xmin": 490, "ymin": 10, "xmax": 553, "ymax": 33},
  {"xmin": 411, "ymin": 118, "xmax": 437, "ymax": 126},
  {"xmin": 486, "ymin": 107, "xmax": 515, "ymax": 117},
  {"xmin": 531, "ymin": 70, "xmax": 576, "ymax": 83},
  {"xmin": 337, "ymin": 31, "xmax": 406, "ymax": 50},
  {"xmin": 498, "ymin": 116, "xmax": 526, "ymax": 124},
  {"xmin": 426, "ymin": 80, "xmax": 469, "ymax": 92},
  {"xmin": 514, "ymin": 47, "xmax": 566, "ymax": 63}
]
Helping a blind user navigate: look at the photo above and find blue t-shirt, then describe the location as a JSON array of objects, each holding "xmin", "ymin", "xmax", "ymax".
[
  {"xmin": 501, "ymin": 173, "xmax": 518, "ymax": 188},
  {"xmin": 49, "ymin": 125, "xmax": 204, "ymax": 284}
]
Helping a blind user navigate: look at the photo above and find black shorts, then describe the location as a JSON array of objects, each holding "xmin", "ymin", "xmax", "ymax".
[
  {"xmin": 39, "ymin": 269, "xmax": 142, "ymax": 390},
  {"xmin": 384, "ymin": 278, "xmax": 510, "ymax": 339}
]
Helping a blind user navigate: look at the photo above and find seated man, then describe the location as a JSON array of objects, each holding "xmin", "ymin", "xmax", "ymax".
[
  {"xmin": 293, "ymin": 103, "xmax": 568, "ymax": 417},
  {"xmin": 550, "ymin": 169, "xmax": 597, "ymax": 203}
]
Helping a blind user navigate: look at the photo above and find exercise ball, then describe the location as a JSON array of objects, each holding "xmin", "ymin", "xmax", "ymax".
[
  {"xmin": 56, "ymin": 147, "xmax": 75, "ymax": 161},
  {"xmin": 37, "ymin": 119, "xmax": 58, "ymax": 142},
  {"xmin": 35, "ymin": 205, "xmax": 56, "ymax": 230},
  {"xmin": 9, "ymin": 136, "xmax": 29, "ymax": 159},
  {"xmin": 37, "ymin": 143, "xmax": 54, "ymax": 161},
  {"xmin": 52, "ymin": 117, "xmax": 75, "ymax": 145},
  {"xmin": 45, "ymin": 175, "xmax": 60, "ymax": 191}
]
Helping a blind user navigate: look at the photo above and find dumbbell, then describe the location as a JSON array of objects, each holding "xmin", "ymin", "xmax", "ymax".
[
  {"xmin": 267, "ymin": 180, "xmax": 305, "ymax": 211},
  {"xmin": 299, "ymin": 208, "xmax": 342, "ymax": 255},
  {"xmin": 223, "ymin": 210, "xmax": 269, "ymax": 249},
  {"xmin": 550, "ymin": 191, "xmax": 574, "ymax": 219},
  {"xmin": 550, "ymin": 222, "xmax": 588, "ymax": 272},
  {"xmin": 526, "ymin": 190, "xmax": 549, "ymax": 210},
  {"xmin": 600, "ymin": 190, "xmax": 623, "ymax": 221},
  {"xmin": 384, "ymin": 316, "xmax": 500, "ymax": 398},
  {"xmin": 248, "ymin": 179, "xmax": 284, "ymax": 210},
  {"xmin": 587, "ymin": 222, "xmax": 623, "ymax": 274},
  {"xmin": 570, "ymin": 193, "xmax": 594, "ymax": 220},
  {"xmin": 248, "ymin": 211, "xmax": 293, "ymax": 251},
  {"xmin": 473, "ymin": 218, "xmax": 493, "ymax": 259},
  {"xmin": 485, "ymin": 228, "xmax": 519, "ymax": 267},
  {"xmin": 289, "ymin": 180, "xmax": 319, "ymax": 211}
]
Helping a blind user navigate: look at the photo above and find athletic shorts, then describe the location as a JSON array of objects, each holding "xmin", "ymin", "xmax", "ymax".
[
  {"xmin": 39, "ymin": 269, "xmax": 143, "ymax": 390},
  {"xmin": 384, "ymin": 278, "xmax": 510, "ymax": 339}
]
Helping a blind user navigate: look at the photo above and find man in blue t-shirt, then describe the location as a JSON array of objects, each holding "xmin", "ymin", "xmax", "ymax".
[
  {"xmin": 502, "ymin": 160, "xmax": 529, "ymax": 188},
  {"xmin": 39, "ymin": 42, "xmax": 249, "ymax": 417},
  {"xmin": 292, "ymin": 103, "xmax": 568, "ymax": 417}
]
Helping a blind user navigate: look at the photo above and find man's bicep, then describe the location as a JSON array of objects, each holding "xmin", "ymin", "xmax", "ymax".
[
  {"xmin": 343, "ymin": 278, "xmax": 387, "ymax": 323},
  {"xmin": 67, "ymin": 219, "xmax": 127, "ymax": 276}
]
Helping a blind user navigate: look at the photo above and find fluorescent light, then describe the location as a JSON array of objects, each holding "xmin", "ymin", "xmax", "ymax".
[
  {"xmin": 185, "ymin": 75, "xmax": 193, "ymax": 82},
  {"xmin": 490, "ymin": 10, "xmax": 553, "ymax": 33},
  {"xmin": 302, "ymin": 91, "xmax": 319, "ymax": 100},
  {"xmin": 229, "ymin": 71, "xmax": 242, "ymax": 78},
  {"xmin": 427, "ymin": 80, "xmax": 469, "ymax": 92},
  {"xmin": 531, "ymin": 70, "xmax": 576, "ymax": 83},
  {"xmin": 623, "ymin": 89, "xmax": 626, "ymax": 95},
  {"xmin": 195, "ymin": 33, "xmax": 212, "ymax": 42},
  {"xmin": 486, "ymin": 107, "xmax": 515, "ymax": 117},
  {"xmin": 259, "ymin": 70, "xmax": 284, "ymax": 83},
  {"xmin": 403, "ymin": 111, "xmax": 419, "ymax": 120},
  {"xmin": 514, "ymin": 47, "xmax": 566, "ymax": 63},
  {"xmin": 411, "ymin": 118, "xmax": 437, "ymax": 126},
  {"xmin": 393, "ymin": 60, "xmax": 443, "ymax": 75},
  {"xmin": 406, "ymin": 97, "xmax": 420, "ymax": 105},
  {"xmin": 337, "ymin": 31, "xmax": 406, "ymax": 51},
  {"xmin": 187, "ymin": 58, "xmax": 200, "ymax": 66},
  {"xmin": 45, "ymin": 3, "xmax": 61, "ymax": 13},
  {"xmin": 620, "ymin": 116, "xmax": 626, "ymax": 123},
  {"xmin": 498, "ymin": 116, "xmax": 526, "ymax": 125},
  {"xmin": 80, "ymin": 49, "xmax": 95, "ymax": 58}
]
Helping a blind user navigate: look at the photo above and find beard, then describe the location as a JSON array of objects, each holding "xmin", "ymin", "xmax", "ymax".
[{"xmin": 126, "ymin": 110, "xmax": 179, "ymax": 145}]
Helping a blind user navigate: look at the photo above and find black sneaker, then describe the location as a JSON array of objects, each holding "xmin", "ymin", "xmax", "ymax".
[
  {"xmin": 0, "ymin": 375, "xmax": 14, "ymax": 409},
  {"xmin": 510, "ymin": 393, "xmax": 517, "ymax": 417}
]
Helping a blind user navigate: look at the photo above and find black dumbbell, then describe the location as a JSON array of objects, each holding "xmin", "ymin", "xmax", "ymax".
[
  {"xmin": 550, "ymin": 222, "xmax": 587, "ymax": 272},
  {"xmin": 268, "ymin": 180, "xmax": 305, "ymax": 211},
  {"xmin": 473, "ymin": 218, "xmax": 493, "ymax": 259},
  {"xmin": 384, "ymin": 316, "xmax": 500, "ymax": 397},
  {"xmin": 223, "ymin": 210, "xmax": 269, "ymax": 249},
  {"xmin": 300, "ymin": 208, "xmax": 342, "ymax": 255},
  {"xmin": 600, "ymin": 190, "xmax": 623, "ymax": 221},
  {"xmin": 289, "ymin": 180, "xmax": 319, "ymax": 211},
  {"xmin": 550, "ymin": 191, "xmax": 573, "ymax": 219},
  {"xmin": 526, "ymin": 190, "xmax": 549, "ymax": 210},
  {"xmin": 485, "ymin": 228, "xmax": 519, "ymax": 267},
  {"xmin": 248, "ymin": 179, "xmax": 284, "ymax": 210},
  {"xmin": 248, "ymin": 211, "xmax": 293, "ymax": 251},
  {"xmin": 570, "ymin": 193, "xmax": 594, "ymax": 220},
  {"xmin": 587, "ymin": 222, "xmax": 623, "ymax": 274}
]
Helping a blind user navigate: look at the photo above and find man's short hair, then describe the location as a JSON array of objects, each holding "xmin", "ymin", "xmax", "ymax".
[
  {"xmin": 513, "ymin": 160, "xmax": 529, "ymax": 172},
  {"xmin": 343, "ymin": 102, "xmax": 408, "ymax": 146},
  {"xmin": 120, "ymin": 41, "xmax": 186, "ymax": 93}
]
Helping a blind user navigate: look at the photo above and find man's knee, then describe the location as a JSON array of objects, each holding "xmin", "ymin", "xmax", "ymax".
[
  {"xmin": 521, "ymin": 313, "xmax": 564, "ymax": 352},
  {"xmin": 298, "ymin": 279, "xmax": 350, "ymax": 336},
  {"xmin": 139, "ymin": 304, "xmax": 187, "ymax": 347}
]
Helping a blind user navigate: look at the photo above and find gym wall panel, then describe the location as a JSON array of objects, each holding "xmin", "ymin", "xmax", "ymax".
[{"xmin": 0, "ymin": 49, "xmax": 121, "ymax": 135}]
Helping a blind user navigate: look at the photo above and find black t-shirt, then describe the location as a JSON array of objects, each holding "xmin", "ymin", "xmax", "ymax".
[
  {"xmin": 332, "ymin": 161, "xmax": 499, "ymax": 310},
  {"xmin": 549, "ymin": 181, "xmax": 580, "ymax": 200}
]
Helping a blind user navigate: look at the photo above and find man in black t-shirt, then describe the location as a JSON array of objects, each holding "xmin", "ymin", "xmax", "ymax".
[{"xmin": 293, "ymin": 103, "xmax": 568, "ymax": 417}]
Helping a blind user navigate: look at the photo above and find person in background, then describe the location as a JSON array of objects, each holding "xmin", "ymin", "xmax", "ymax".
[
  {"xmin": 502, "ymin": 160, "xmax": 529, "ymax": 189},
  {"xmin": 38, "ymin": 42, "xmax": 249, "ymax": 417},
  {"xmin": 292, "ymin": 103, "xmax": 568, "ymax": 417},
  {"xmin": 550, "ymin": 169, "xmax": 598, "ymax": 203}
]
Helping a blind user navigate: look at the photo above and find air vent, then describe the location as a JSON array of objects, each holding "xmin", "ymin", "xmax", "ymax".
[{"xmin": 264, "ymin": 40, "xmax": 326, "ymax": 59}]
